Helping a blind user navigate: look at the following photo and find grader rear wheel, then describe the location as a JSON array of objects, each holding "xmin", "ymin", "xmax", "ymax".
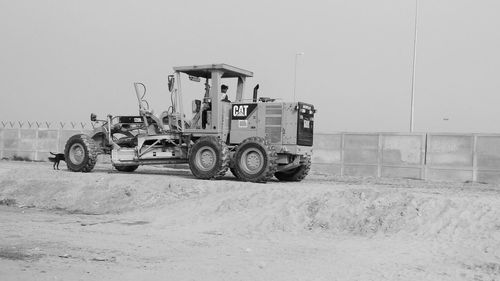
[
  {"xmin": 232, "ymin": 137, "xmax": 277, "ymax": 183},
  {"xmin": 274, "ymin": 157, "xmax": 311, "ymax": 182}
]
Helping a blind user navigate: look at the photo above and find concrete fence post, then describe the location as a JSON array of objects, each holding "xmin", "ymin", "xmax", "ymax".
[
  {"xmin": 377, "ymin": 133, "xmax": 383, "ymax": 178},
  {"xmin": 421, "ymin": 133, "xmax": 427, "ymax": 180},
  {"xmin": 17, "ymin": 128, "xmax": 21, "ymax": 159},
  {"xmin": 340, "ymin": 133, "xmax": 345, "ymax": 176},
  {"xmin": 0, "ymin": 129, "xmax": 3, "ymax": 159},
  {"xmin": 473, "ymin": 134, "xmax": 478, "ymax": 182},
  {"xmin": 34, "ymin": 128, "xmax": 39, "ymax": 161},
  {"xmin": 57, "ymin": 129, "xmax": 62, "ymax": 153},
  {"xmin": 424, "ymin": 134, "xmax": 430, "ymax": 180}
]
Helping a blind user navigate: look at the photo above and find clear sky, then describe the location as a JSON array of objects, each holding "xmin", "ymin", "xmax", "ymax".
[{"xmin": 1, "ymin": 0, "xmax": 499, "ymax": 133}]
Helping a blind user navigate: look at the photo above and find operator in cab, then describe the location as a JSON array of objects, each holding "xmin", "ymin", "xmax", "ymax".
[{"xmin": 221, "ymin": 84, "xmax": 230, "ymax": 102}]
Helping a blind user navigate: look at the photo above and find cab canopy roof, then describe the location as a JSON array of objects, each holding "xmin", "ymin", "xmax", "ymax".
[{"xmin": 173, "ymin": 64, "xmax": 253, "ymax": 79}]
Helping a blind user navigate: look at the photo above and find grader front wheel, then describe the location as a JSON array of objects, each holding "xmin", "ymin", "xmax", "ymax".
[
  {"xmin": 64, "ymin": 134, "xmax": 98, "ymax": 172},
  {"xmin": 188, "ymin": 136, "xmax": 229, "ymax": 179}
]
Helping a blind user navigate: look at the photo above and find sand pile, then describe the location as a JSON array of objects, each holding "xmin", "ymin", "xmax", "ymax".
[
  {"xmin": 1, "ymin": 161, "xmax": 499, "ymax": 255},
  {"xmin": 207, "ymin": 185, "xmax": 500, "ymax": 241}
]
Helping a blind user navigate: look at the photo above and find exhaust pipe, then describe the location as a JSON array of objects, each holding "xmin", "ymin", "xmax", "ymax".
[{"xmin": 253, "ymin": 84, "xmax": 260, "ymax": 102}]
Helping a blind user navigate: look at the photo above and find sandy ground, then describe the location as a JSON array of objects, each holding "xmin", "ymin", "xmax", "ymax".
[{"xmin": 0, "ymin": 160, "xmax": 499, "ymax": 281}]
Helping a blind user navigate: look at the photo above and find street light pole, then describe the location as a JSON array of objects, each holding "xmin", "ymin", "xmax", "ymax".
[
  {"xmin": 410, "ymin": 0, "xmax": 419, "ymax": 132},
  {"xmin": 294, "ymin": 52, "xmax": 304, "ymax": 102}
]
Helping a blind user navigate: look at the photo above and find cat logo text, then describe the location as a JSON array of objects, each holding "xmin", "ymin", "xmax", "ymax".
[{"xmin": 232, "ymin": 105, "xmax": 249, "ymax": 117}]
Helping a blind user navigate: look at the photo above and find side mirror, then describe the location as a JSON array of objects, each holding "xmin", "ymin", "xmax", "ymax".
[
  {"xmin": 168, "ymin": 75, "xmax": 175, "ymax": 92},
  {"xmin": 90, "ymin": 113, "xmax": 97, "ymax": 122}
]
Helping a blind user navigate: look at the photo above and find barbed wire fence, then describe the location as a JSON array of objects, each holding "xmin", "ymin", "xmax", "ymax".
[{"xmin": 0, "ymin": 121, "xmax": 93, "ymax": 129}]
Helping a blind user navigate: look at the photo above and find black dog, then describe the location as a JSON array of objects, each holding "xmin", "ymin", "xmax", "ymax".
[{"xmin": 48, "ymin": 152, "xmax": 65, "ymax": 170}]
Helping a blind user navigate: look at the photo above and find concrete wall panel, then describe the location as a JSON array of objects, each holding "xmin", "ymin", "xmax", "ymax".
[
  {"xmin": 3, "ymin": 138, "xmax": 18, "ymax": 150},
  {"xmin": 343, "ymin": 134, "xmax": 378, "ymax": 164},
  {"xmin": 381, "ymin": 166, "xmax": 422, "ymax": 179},
  {"xmin": 18, "ymin": 130, "xmax": 38, "ymax": 151},
  {"xmin": 20, "ymin": 129, "xmax": 36, "ymax": 139},
  {"xmin": 382, "ymin": 135, "xmax": 423, "ymax": 165},
  {"xmin": 476, "ymin": 136, "xmax": 500, "ymax": 169},
  {"xmin": 3, "ymin": 129, "xmax": 19, "ymax": 139},
  {"xmin": 477, "ymin": 171, "xmax": 500, "ymax": 184},
  {"xmin": 312, "ymin": 134, "xmax": 341, "ymax": 164},
  {"xmin": 38, "ymin": 130, "xmax": 58, "ymax": 139},
  {"xmin": 311, "ymin": 163, "xmax": 341, "ymax": 176},
  {"xmin": 18, "ymin": 139, "xmax": 37, "ymax": 151},
  {"xmin": 37, "ymin": 139, "xmax": 59, "ymax": 151},
  {"xmin": 426, "ymin": 168, "xmax": 473, "ymax": 182},
  {"xmin": 343, "ymin": 165, "xmax": 378, "ymax": 177},
  {"xmin": 427, "ymin": 135, "xmax": 473, "ymax": 167}
]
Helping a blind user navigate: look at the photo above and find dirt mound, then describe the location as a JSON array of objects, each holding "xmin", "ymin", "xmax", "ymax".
[
  {"xmin": 1, "ymin": 161, "xmax": 500, "ymax": 280},
  {"xmin": 207, "ymin": 186, "xmax": 500, "ymax": 242},
  {"xmin": 1, "ymin": 161, "xmax": 499, "ymax": 253}
]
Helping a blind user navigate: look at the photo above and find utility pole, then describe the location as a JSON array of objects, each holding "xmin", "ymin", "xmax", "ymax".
[
  {"xmin": 410, "ymin": 0, "xmax": 419, "ymax": 132},
  {"xmin": 294, "ymin": 52, "xmax": 304, "ymax": 102}
]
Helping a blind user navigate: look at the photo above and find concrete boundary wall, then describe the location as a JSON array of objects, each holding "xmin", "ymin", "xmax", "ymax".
[
  {"xmin": 0, "ymin": 128, "xmax": 91, "ymax": 161},
  {"xmin": 2, "ymin": 127, "xmax": 500, "ymax": 183},
  {"xmin": 313, "ymin": 133, "xmax": 500, "ymax": 184}
]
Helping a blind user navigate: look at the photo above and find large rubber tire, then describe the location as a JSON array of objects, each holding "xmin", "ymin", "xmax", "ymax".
[
  {"xmin": 233, "ymin": 137, "xmax": 277, "ymax": 183},
  {"xmin": 113, "ymin": 165, "xmax": 139, "ymax": 172},
  {"xmin": 64, "ymin": 134, "xmax": 98, "ymax": 172},
  {"xmin": 275, "ymin": 156, "xmax": 311, "ymax": 182},
  {"xmin": 188, "ymin": 136, "xmax": 229, "ymax": 179}
]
